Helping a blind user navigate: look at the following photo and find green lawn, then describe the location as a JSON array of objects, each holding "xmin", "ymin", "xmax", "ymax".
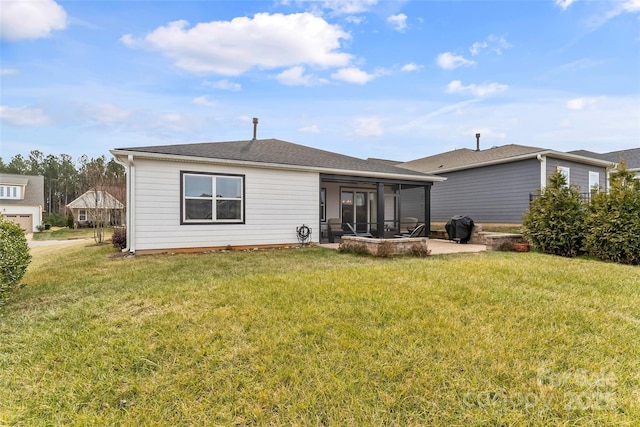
[
  {"xmin": 31, "ymin": 226, "xmax": 109, "ymax": 241},
  {"xmin": 1, "ymin": 243, "xmax": 639, "ymax": 425}
]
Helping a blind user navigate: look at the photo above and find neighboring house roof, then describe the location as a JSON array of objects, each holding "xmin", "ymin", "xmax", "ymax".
[
  {"xmin": 0, "ymin": 173, "xmax": 45, "ymax": 207},
  {"xmin": 112, "ymin": 138, "xmax": 444, "ymax": 182},
  {"xmin": 67, "ymin": 190, "xmax": 125, "ymax": 210},
  {"xmin": 366, "ymin": 157, "xmax": 403, "ymax": 167},
  {"xmin": 569, "ymin": 148, "xmax": 640, "ymax": 170},
  {"xmin": 400, "ymin": 144, "xmax": 614, "ymax": 174}
]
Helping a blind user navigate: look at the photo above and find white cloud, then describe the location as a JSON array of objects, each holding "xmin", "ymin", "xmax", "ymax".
[
  {"xmin": 622, "ymin": 0, "xmax": 640, "ymax": 12},
  {"xmin": 436, "ymin": 52, "xmax": 475, "ymax": 70},
  {"xmin": 192, "ymin": 96, "xmax": 217, "ymax": 107},
  {"xmin": 469, "ymin": 41, "xmax": 488, "ymax": 56},
  {"xmin": 123, "ymin": 13, "xmax": 352, "ymax": 75},
  {"xmin": 566, "ymin": 97, "xmax": 597, "ymax": 110},
  {"xmin": 80, "ymin": 103, "xmax": 131, "ymax": 124},
  {"xmin": 470, "ymin": 35, "xmax": 512, "ymax": 56},
  {"xmin": 331, "ymin": 67, "xmax": 376, "ymax": 84},
  {"xmin": 202, "ymin": 80, "xmax": 242, "ymax": 91},
  {"xmin": 345, "ymin": 16, "xmax": 366, "ymax": 25},
  {"xmin": 0, "ymin": 0, "xmax": 67, "ymax": 41},
  {"xmin": 603, "ymin": 0, "xmax": 640, "ymax": 21},
  {"xmin": 0, "ymin": 68, "xmax": 18, "ymax": 76},
  {"xmin": 446, "ymin": 80, "xmax": 509, "ymax": 97},
  {"xmin": 401, "ymin": 62, "xmax": 423, "ymax": 72},
  {"xmin": 311, "ymin": 0, "xmax": 378, "ymax": 15},
  {"xmin": 555, "ymin": 0, "xmax": 578, "ymax": 10},
  {"xmin": 276, "ymin": 66, "xmax": 315, "ymax": 86},
  {"xmin": 351, "ymin": 116, "xmax": 383, "ymax": 137},
  {"xmin": 299, "ymin": 124, "xmax": 320, "ymax": 133},
  {"xmin": 0, "ymin": 105, "xmax": 51, "ymax": 126},
  {"xmin": 119, "ymin": 34, "xmax": 136, "ymax": 47},
  {"xmin": 387, "ymin": 14, "xmax": 408, "ymax": 32}
]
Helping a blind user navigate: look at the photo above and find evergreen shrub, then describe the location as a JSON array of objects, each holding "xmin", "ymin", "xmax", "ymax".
[
  {"xmin": 0, "ymin": 218, "xmax": 32, "ymax": 311},
  {"xmin": 584, "ymin": 163, "xmax": 640, "ymax": 265},
  {"xmin": 522, "ymin": 170, "xmax": 586, "ymax": 257}
]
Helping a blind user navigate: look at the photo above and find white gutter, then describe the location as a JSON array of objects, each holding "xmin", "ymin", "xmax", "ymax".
[
  {"xmin": 110, "ymin": 149, "xmax": 446, "ymax": 183},
  {"xmin": 113, "ymin": 154, "xmax": 135, "ymax": 254}
]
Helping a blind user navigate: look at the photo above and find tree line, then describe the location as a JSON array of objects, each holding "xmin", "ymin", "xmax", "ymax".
[{"xmin": 0, "ymin": 151, "xmax": 126, "ymax": 216}]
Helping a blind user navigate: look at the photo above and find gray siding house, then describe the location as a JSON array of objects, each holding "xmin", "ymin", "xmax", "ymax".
[
  {"xmin": 399, "ymin": 144, "xmax": 614, "ymax": 224},
  {"xmin": 570, "ymin": 148, "xmax": 640, "ymax": 178}
]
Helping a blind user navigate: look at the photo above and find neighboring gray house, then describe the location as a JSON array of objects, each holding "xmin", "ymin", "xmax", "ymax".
[
  {"xmin": 0, "ymin": 173, "xmax": 44, "ymax": 232},
  {"xmin": 110, "ymin": 139, "xmax": 444, "ymax": 254},
  {"xmin": 398, "ymin": 144, "xmax": 614, "ymax": 224},
  {"xmin": 570, "ymin": 148, "xmax": 640, "ymax": 179},
  {"xmin": 66, "ymin": 190, "xmax": 125, "ymax": 227}
]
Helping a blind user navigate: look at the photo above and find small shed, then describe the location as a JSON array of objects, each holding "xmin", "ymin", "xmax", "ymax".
[{"xmin": 66, "ymin": 190, "xmax": 125, "ymax": 227}]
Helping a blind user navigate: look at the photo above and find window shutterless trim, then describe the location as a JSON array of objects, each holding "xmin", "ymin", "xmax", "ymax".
[{"xmin": 180, "ymin": 171, "xmax": 246, "ymax": 225}]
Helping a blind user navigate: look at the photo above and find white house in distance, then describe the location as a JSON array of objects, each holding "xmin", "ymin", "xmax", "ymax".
[
  {"xmin": 110, "ymin": 138, "xmax": 444, "ymax": 255},
  {"xmin": 66, "ymin": 190, "xmax": 125, "ymax": 227},
  {"xmin": 0, "ymin": 173, "xmax": 45, "ymax": 233}
]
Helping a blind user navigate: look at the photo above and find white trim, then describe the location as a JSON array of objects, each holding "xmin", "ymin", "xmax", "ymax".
[
  {"xmin": 426, "ymin": 150, "xmax": 614, "ymax": 174},
  {"xmin": 589, "ymin": 171, "xmax": 600, "ymax": 191}
]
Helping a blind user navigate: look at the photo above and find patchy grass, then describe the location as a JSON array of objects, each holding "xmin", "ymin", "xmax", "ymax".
[
  {"xmin": 1, "ymin": 244, "xmax": 639, "ymax": 425},
  {"xmin": 31, "ymin": 226, "xmax": 112, "ymax": 241}
]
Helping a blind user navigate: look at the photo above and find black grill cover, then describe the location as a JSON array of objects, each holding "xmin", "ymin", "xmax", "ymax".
[{"xmin": 445, "ymin": 215, "xmax": 474, "ymax": 244}]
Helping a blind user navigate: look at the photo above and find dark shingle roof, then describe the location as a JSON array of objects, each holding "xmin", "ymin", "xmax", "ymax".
[
  {"xmin": 400, "ymin": 144, "xmax": 545, "ymax": 173},
  {"xmin": 569, "ymin": 148, "xmax": 640, "ymax": 169},
  {"xmin": 114, "ymin": 138, "xmax": 435, "ymax": 178}
]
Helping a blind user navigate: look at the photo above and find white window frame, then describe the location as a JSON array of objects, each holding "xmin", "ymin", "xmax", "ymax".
[
  {"xmin": 181, "ymin": 171, "xmax": 245, "ymax": 224},
  {"xmin": 589, "ymin": 171, "xmax": 600, "ymax": 192},
  {"xmin": 79, "ymin": 210, "xmax": 87, "ymax": 221},
  {"xmin": 0, "ymin": 185, "xmax": 21, "ymax": 200}
]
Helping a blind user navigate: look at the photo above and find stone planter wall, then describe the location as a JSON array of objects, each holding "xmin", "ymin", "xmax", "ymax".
[{"xmin": 340, "ymin": 236, "xmax": 429, "ymax": 257}]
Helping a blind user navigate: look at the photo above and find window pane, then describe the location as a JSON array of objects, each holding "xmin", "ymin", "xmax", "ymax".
[
  {"xmin": 216, "ymin": 177, "xmax": 241, "ymax": 198},
  {"xmin": 185, "ymin": 175, "xmax": 212, "ymax": 197},
  {"xmin": 217, "ymin": 200, "xmax": 241, "ymax": 220},
  {"xmin": 185, "ymin": 199, "xmax": 213, "ymax": 220}
]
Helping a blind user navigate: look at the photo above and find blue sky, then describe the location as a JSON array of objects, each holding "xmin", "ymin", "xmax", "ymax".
[{"xmin": 1, "ymin": 0, "xmax": 639, "ymax": 163}]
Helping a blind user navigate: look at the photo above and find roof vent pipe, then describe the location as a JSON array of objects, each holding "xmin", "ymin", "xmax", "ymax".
[
  {"xmin": 252, "ymin": 117, "xmax": 259, "ymax": 140},
  {"xmin": 475, "ymin": 133, "xmax": 481, "ymax": 151}
]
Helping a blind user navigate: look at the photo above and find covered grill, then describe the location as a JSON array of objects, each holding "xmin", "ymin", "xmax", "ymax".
[{"xmin": 445, "ymin": 215, "xmax": 475, "ymax": 244}]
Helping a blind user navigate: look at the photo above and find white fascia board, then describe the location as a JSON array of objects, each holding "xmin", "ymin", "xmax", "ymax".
[
  {"xmin": 427, "ymin": 150, "xmax": 614, "ymax": 174},
  {"xmin": 542, "ymin": 151, "xmax": 616, "ymax": 168},
  {"xmin": 110, "ymin": 150, "xmax": 446, "ymax": 183}
]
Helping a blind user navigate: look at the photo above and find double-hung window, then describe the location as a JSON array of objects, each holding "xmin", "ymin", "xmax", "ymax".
[{"xmin": 182, "ymin": 172, "xmax": 244, "ymax": 223}]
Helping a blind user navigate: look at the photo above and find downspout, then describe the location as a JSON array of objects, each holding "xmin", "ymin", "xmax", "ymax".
[
  {"xmin": 537, "ymin": 154, "xmax": 546, "ymax": 189},
  {"xmin": 114, "ymin": 154, "xmax": 135, "ymax": 254}
]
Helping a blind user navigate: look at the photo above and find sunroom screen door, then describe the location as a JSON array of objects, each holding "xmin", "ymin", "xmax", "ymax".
[{"xmin": 341, "ymin": 190, "xmax": 375, "ymax": 232}]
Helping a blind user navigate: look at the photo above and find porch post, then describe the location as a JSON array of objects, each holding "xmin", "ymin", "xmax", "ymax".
[
  {"xmin": 424, "ymin": 184, "xmax": 431, "ymax": 237},
  {"xmin": 376, "ymin": 182, "xmax": 385, "ymax": 238}
]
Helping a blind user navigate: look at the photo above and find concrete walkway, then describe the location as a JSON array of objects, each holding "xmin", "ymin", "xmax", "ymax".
[
  {"xmin": 320, "ymin": 239, "xmax": 487, "ymax": 255},
  {"xmin": 28, "ymin": 238, "xmax": 89, "ymax": 247}
]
